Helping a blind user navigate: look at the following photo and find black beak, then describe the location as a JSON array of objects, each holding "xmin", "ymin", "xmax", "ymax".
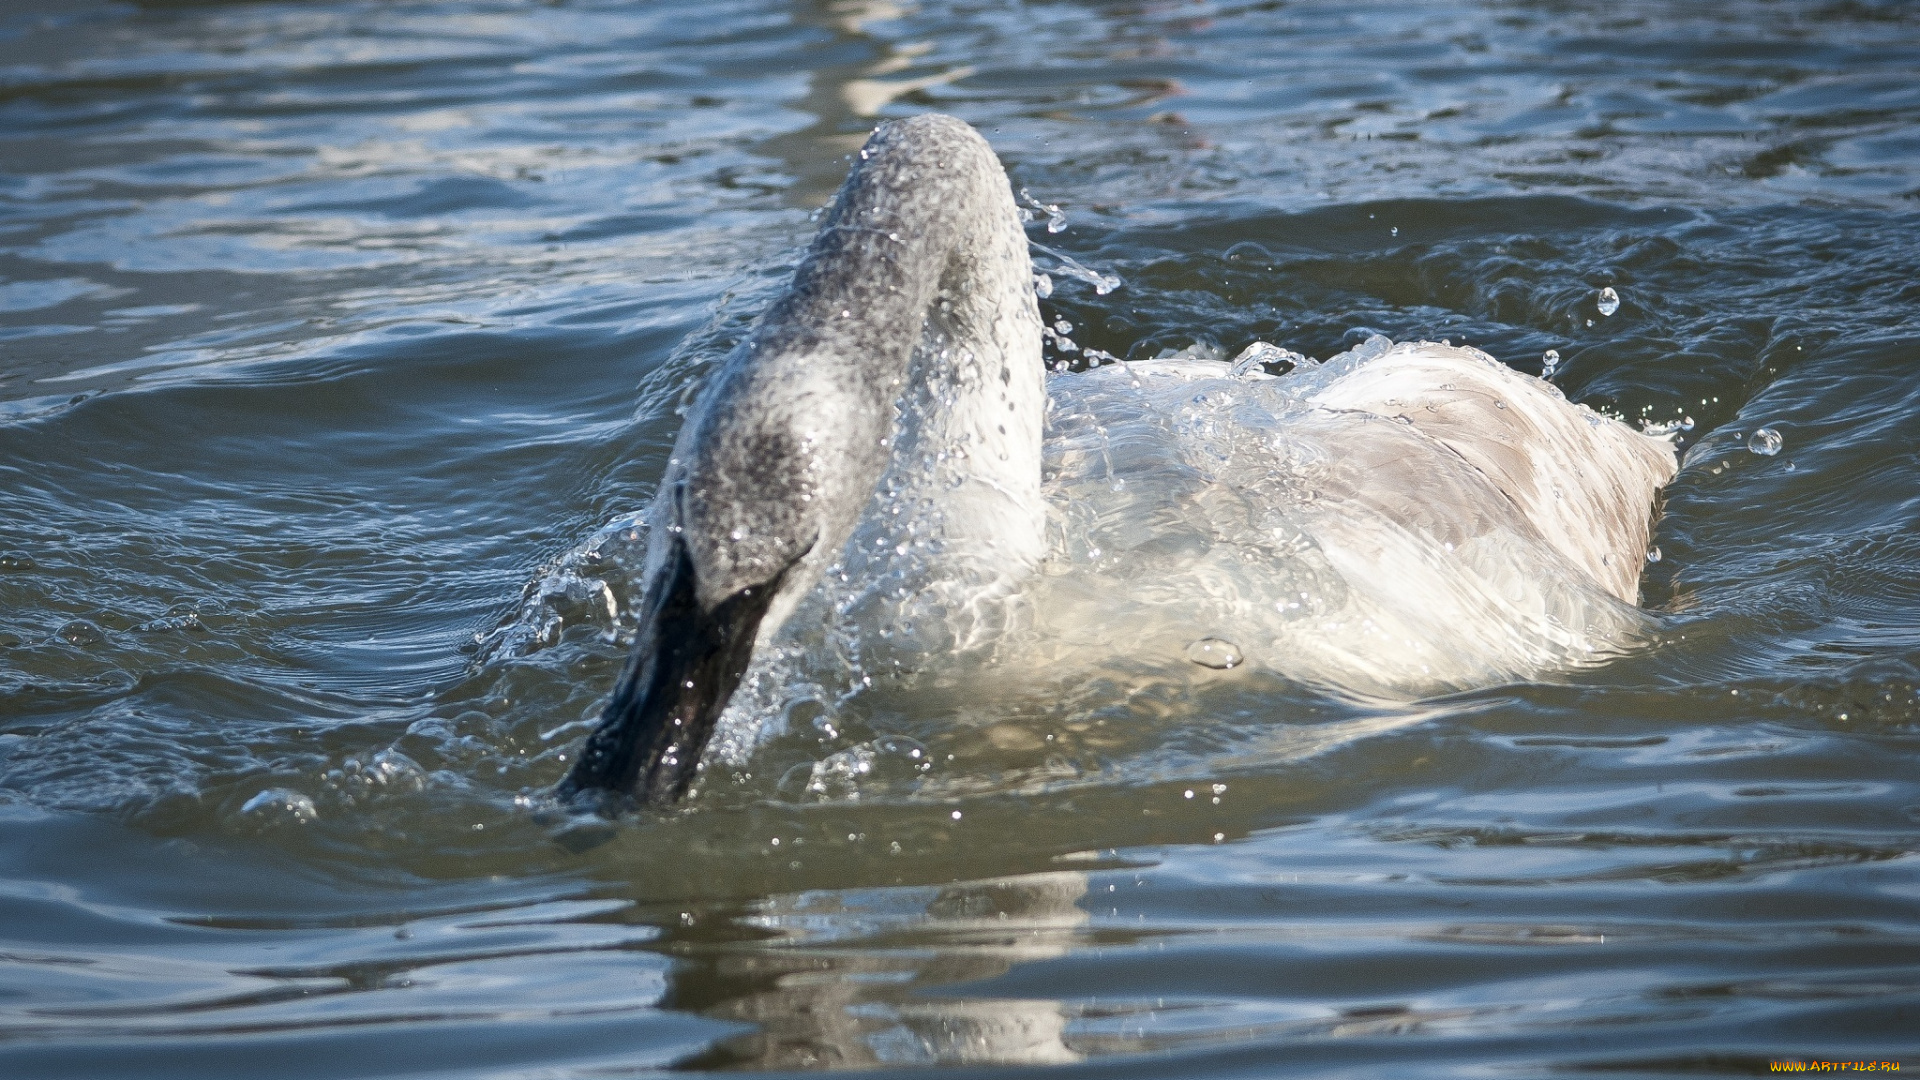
[{"xmin": 553, "ymin": 537, "xmax": 785, "ymax": 812}]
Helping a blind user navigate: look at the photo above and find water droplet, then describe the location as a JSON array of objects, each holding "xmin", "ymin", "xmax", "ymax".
[
  {"xmin": 1185, "ymin": 637, "xmax": 1243, "ymax": 669},
  {"xmin": 1541, "ymin": 348, "xmax": 1561, "ymax": 378},
  {"xmin": 1020, "ymin": 187, "xmax": 1068, "ymax": 233},
  {"xmin": 1747, "ymin": 427, "xmax": 1783, "ymax": 456},
  {"xmin": 1597, "ymin": 286, "xmax": 1620, "ymax": 316},
  {"xmin": 1390, "ymin": 226, "xmax": 1399, "ymax": 237},
  {"xmin": 1031, "ymin": 272, "xmax": 1053, "ymax": 298},
  {"xmin": 1646, "ymin": 545, "xmax": 1662, "ymax": 564},
  {"xmin": 1054, "ymin": 318, "xmax": 1073, "ymax": 335}
]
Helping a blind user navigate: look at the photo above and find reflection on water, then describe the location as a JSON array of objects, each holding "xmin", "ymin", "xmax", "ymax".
[
  {"xmin": 2, "ymin": 0, "xmax": 1919, "ymax": 1075},
  {"xmin": 757, "ymin": 1, "xmax": 982, "ymax": 204},
  {"xmin": 677, "ymin": 873, "xmax": 1087, "ymax": 1068}
]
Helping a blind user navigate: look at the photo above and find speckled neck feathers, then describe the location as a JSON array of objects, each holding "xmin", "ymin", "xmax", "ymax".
[{"xmin": 662, "ymin": 114, "xmax": 1045, "ymax": 629}]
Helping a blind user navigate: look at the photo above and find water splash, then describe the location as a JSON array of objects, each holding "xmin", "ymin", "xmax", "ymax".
[
  {"xmin": 1030, "ymin": 241, "xmax": 1122, "ymax": 295},
  {"xmin": 1019, "ymin": 188, "xmax": 1069, "ymax": 234},
  {"xmin": 1230, "ymin": 341, "xmax": 1316, "ymax": 377},
  {"xmin": 473, "ymin": 512, "xmax": 649, "ymax": 662}
]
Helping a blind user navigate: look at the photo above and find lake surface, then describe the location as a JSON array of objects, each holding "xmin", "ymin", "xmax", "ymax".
[{"xmin": 2, "ymin": 0, "xmax": 1918, "ymax": 1075}]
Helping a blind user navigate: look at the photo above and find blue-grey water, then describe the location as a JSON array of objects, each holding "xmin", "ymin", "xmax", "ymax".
[{"xmin": 2, "ymin": 1, "xmax": 1918, "ymax": 1076}]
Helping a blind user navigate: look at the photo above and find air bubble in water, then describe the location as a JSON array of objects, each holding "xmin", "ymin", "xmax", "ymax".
[
  {"xmin": 1597, "ymin": 287, "xmax": 1620, "ymax": 316},
  {"xmin": 57, "ymin": 619, "xmax": 104, "ymax": 646},
  {"xmin": 804, "ymin": 745, "xmax": 875, "ymax": 800},
  {"xmin": 1185, "ymin": 637, "xmax": 1243, "ymax": 669},
  {"xmin": 1541, "ymin": 349, "xmax": 1561, "ymax": 378},
  {"xmin": 1747, "ymin": 427, "xmax": 1783, "ymax": 456},
  {"xmin": 875, "ymin": 734, "xmax": 930, "ymax": 766}
]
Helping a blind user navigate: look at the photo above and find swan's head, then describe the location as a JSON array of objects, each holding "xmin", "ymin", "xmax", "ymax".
[{"xmin": 553, "ymin": 339, "xmax": 896, "ymax": 812}]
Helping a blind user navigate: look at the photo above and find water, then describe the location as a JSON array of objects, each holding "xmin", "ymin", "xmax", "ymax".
[{"xmin": 2, "ymin": 0, "xmax": 1918, "ymax": 1075}]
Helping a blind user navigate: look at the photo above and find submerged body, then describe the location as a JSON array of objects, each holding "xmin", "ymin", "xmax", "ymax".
[{"xmin": 555, "ymin": 114, "xmax": 1676, "ymax": 810}]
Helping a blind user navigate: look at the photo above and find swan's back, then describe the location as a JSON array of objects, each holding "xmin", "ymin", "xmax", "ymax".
[
  {"xmin": 1019, "ymin": 339, "xmax": 1677, "ymax": 698},
  {"xmin": 1306, "ymin": 343, "xmax": 1676, "ymax": 604}
]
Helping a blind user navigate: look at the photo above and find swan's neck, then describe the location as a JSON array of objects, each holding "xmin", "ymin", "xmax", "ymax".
[
  {"xmin": 886, "ymin": 210, "xmax": 1049, "ymax": 577},
  {"xmin": 673, "ymin": 114, "xmax": 1045, "ymax": 627}
]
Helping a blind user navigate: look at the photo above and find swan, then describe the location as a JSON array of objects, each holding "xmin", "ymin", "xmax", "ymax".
[{"xmin": 553, "ymin": 113, "xmax": 1677, "ymax": 811}]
